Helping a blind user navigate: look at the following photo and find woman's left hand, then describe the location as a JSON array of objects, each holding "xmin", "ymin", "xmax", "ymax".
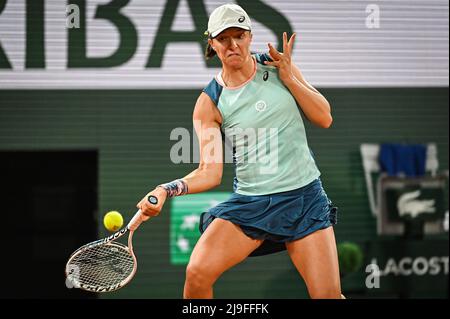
[{"xmin": 264, "ymin": 32, "xmax": 297, "ymax": 84}]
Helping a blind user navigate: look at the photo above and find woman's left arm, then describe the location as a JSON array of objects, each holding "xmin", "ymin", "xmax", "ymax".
[{"xmin": 265, "ymin": 32, "xmax": 333, "ymax": 128}]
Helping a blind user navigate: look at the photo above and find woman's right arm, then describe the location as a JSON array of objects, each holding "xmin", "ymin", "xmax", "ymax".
[
  {"xmin": 182, "ymin": 92, "xmax": 223, "ymax": 193},
  {"xmin": 137, "ymin": 92, "xmax": 223, "ymax": 216}
]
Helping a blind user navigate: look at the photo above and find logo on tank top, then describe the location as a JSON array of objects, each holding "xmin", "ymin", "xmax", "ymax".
[
  {"xmin": 255, "ymin": 100, "xmax": 267, "ymax": 112},
  {"xmin": 263, "ymin": 71, "xmax": 269, "ymax": 81}
]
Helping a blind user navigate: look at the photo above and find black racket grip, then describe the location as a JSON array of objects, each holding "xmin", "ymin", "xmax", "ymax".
[{"xmin": 147, "ymin": 195, "xmax": 158, "ymax": 205}]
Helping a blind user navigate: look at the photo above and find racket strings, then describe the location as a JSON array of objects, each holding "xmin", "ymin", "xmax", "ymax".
[{"xmin": 68, "ymin": 242, "xmax": 135, "ymax": 288}]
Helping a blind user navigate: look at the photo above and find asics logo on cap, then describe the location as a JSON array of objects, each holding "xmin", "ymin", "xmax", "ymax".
[{"xmin": 238, "ymin": 16, "xmax": 245, "ymax": 23}]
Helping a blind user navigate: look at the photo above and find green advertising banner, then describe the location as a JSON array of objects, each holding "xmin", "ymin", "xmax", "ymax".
[
  {"xmin": 365, "ymin": 238, "xmax": 449, "ymax": 298},
  {"xmin": 170, "ymin": 192, "xmax": 231, "ymax": 265}
]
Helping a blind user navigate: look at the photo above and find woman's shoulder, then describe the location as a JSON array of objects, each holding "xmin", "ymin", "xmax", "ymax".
[{"xmin": 202, "ymin": 77, "xmax": 223, "ymax": 106}]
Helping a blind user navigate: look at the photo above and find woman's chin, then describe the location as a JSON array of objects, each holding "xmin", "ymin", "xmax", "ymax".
[{"xmin": 226, "ymin": 56, "xmax": 243, "ymax": 67}]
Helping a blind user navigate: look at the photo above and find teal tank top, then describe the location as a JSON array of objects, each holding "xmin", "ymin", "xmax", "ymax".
[{"xmin": 203, "ymin": 53, "xmax": 320, "ymax": 195}]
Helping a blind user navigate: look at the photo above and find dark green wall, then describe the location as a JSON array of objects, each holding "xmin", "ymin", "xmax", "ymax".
[{"xmin": 0, "ymin": 88, "xmax": 448, "ymax": 298}]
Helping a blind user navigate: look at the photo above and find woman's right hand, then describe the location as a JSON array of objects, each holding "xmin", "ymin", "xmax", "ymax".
[{"xmin": 137, "ymin": 186, "xmax": 168, "ymax": 217}]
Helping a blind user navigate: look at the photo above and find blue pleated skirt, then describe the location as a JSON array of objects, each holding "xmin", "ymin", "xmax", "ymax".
[{"xmin": 199, "ymin": 178, "xmax": 338, "ymax": 256}]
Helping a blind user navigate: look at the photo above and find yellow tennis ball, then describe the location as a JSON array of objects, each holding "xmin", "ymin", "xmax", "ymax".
[{"xmin": 103, "ymin": 211, "xmax": 123, "ymax": 232}]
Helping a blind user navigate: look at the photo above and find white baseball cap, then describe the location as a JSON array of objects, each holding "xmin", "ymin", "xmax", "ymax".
[{"xmin": 206, "ymin": 4, "xmax": 251, "ymax": 38}]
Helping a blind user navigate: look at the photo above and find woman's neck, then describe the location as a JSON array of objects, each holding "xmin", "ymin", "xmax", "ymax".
[{"xmin": 221, "ymin": 55, "xmax": 255, "ymax": 88}]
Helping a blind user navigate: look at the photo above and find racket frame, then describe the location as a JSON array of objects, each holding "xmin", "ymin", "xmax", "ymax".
[
  {"xmin": 66, "ymin": 227, "xmax": 137, "ymax": 292},
  {"xmin": 65, "ymin": 200, "xmax": 154, "ymax": 292}
]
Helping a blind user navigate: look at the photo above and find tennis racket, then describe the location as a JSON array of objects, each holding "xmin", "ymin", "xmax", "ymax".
[{"xmin": 65, "ymin": 195, "xmax": 158, "ymax": 292}]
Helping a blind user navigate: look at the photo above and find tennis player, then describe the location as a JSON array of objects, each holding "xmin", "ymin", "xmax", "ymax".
[{"xmin": 137, "ymin": 3, "xmax": 343, "ymax": 299}]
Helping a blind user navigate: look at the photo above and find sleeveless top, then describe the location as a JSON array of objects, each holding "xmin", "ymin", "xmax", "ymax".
[{"xmin": 202, "ymin": 53, "xmax": 320, "ymax": 195}]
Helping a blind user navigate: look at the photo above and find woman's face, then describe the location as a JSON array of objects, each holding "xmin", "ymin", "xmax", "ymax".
[{"xmin": 209, "ymin": 28, "xmax": 252, "ymax": 67}]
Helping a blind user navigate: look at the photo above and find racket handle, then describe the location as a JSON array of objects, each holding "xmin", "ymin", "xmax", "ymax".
[{"xmin": 128, "ymin": 209, "xmax": 150, "ymax": 231}]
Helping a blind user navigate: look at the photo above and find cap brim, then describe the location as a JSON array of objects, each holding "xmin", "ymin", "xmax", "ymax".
[{"xmin": 210, "ymin": 24, "xmax": 251, "ymax": 38}]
